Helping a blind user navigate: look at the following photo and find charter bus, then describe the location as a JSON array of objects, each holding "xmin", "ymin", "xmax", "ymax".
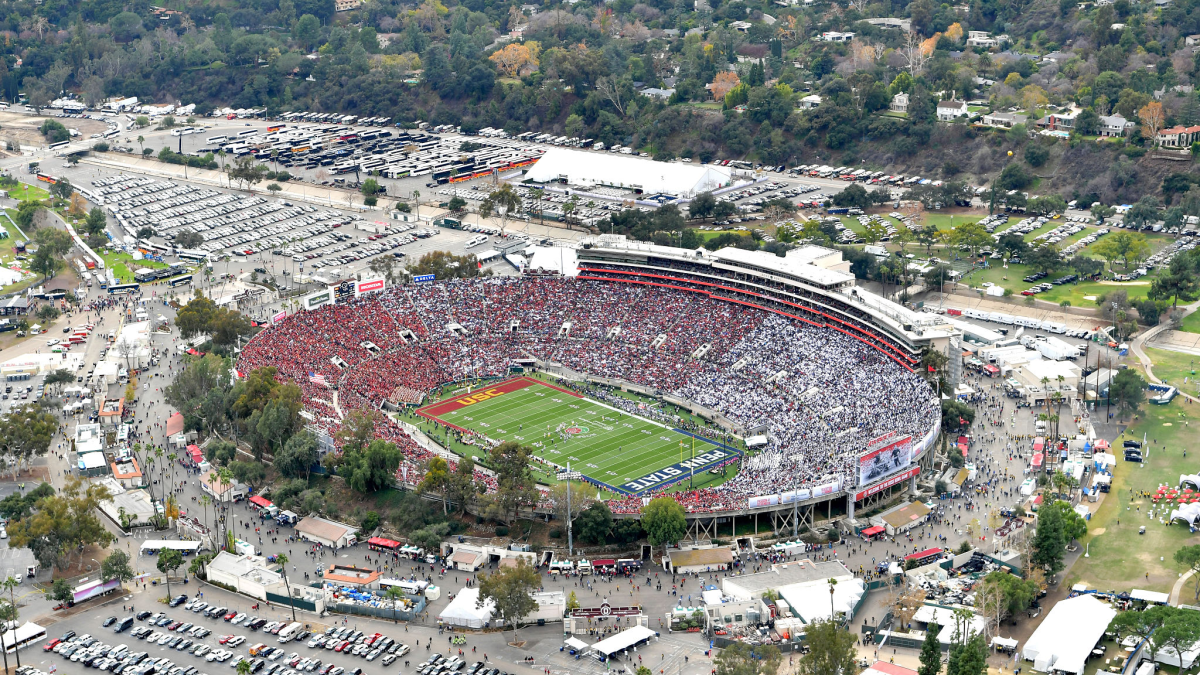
[
  {"xmin": 177, "ymin": 249, "xmax": 209, "ymax": 264},
  {"xmin": 108, "ymin": 283, "xmax": 139, "ymax": 295},
  {"xmin": 168, "ymin": 274, "xmax": 193, "ymax": 287},
  {"xmin": 36, "ymin": 172, "xmax": 59, "ymax": 184}
]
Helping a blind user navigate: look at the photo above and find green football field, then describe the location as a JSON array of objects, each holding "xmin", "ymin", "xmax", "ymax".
[{"xmin": 415, "ymin": 377, "xmax": 740, "ymax": 495}]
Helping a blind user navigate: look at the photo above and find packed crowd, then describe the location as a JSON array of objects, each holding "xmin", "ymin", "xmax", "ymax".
[{"xmin": 238, "ymin": 277, "xmax": 939, "ymax": 514}]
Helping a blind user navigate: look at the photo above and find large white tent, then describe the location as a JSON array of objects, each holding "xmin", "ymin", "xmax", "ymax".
[
  {"xmin": 438, "ymin": 588, "xmax": 494, "ymax": 629},
  {"xmin": 778, "ymin": 576, "xmax": 865, "ymax": 624},
  {"xmin": 913, "ymin": 605, "xmax": 987, "ymax": 646},
  {"xmin": 590, "ymin": 625, "xmax": 657, "ymax": 656},
  {"xmin": 524, "ymin": 148, "xmax": 733, "ymax": 198},
  {"xmin": 1022, "ymin": 595, "xmax": 1115, "ymax": 673}
]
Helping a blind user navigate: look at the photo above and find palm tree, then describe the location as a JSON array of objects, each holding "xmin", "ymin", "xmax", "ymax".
[
  {"xmin": 530, "ymin": 188, "xmax": 544, "ymax": 224},
  {"xmin": 411, "ymin": 190, "xmax": 420, "ymax": 219},
  {"xmin": 2, "ymin": 576, "xmax": 21, "ymax": 667},
  {"xmin": 199, "ymin": 494, "xmax": 212, "ymax": 543},
  {"xmin": 136, "ymin": 136, "xmax": 145, "ymax": 154},
  {"xmin": 385, "ymin": 585, "xmax": 406, "ymax": 623},
  {"xmin": 275, "ymin": 554, "xmax": 297, "ymax": 623},
  {"xmin": 237, "ymin": 658, "xmax": 252, "ymax": 675}
]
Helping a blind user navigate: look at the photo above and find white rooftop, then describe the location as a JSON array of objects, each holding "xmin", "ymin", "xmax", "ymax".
[
  {"xmin": 712, "ymin": 246, "xmax": 855, "ymax": 288},
  {"xmin": 1022, "ymin": 595, "xmax": 1115, "ymax": 673},
  {"xmin": 525, "ymin": 148, "xmax": 733, "ymax": 197}
]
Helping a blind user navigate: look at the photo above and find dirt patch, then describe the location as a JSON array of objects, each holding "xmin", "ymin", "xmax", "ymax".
[
  {"xmin": 0, "ymin": 111, "xmax": 109, "ymax": 149},
  {"xmin": 1091, "ymin": 527, "xmax": 1106, "ymax": 535}
]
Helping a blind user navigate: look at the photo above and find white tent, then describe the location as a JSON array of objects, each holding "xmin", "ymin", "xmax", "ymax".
[
  {"xmin": 591, "ymin": 625, "xmax": 657, "ymax": 656},
  {"xmin": 438, "ymin": 588, "xmax": 494, "ymax": 629},
  {"xmin": 565, "ymin": 637, "xmax": 589, "ymax": 651},
  {"xmin": 1181, "ymin": 474, "xmax": 1200, "ymax": 491},
  {"xmin": 913, "ymin": 606, "xmax": 987, "ymax": 646},
  {"xmin": 524, "ymin": 148, "xmax": 733, "ymax": 198},
  {"xmin": 1022, "ymin": 595, "xmax": 1115, "ymax": 673},
  {"xmin": 1131, "ymin": 589, "xmax": 1169, "ymax": 605},
  {"xmin": 778, "ymin": 576, "xmax": 864, "ymax": 624},
  {"xmin": 1170, "ymin": 502, "xmax": 1200, "ymax": 527}
]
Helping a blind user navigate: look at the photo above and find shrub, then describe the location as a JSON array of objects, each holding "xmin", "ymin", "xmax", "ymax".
[{"xmin": 495, "ymin": 525, "xmax": 509, "ymax": 537}]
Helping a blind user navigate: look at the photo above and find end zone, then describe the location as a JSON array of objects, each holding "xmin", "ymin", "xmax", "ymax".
[{"xmin": 415, "ymin": 376, "xmax": 581, "ymax": 430}]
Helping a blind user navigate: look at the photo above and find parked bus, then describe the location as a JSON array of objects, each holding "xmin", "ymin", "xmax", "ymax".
[
  {"xmin": 168, "ymin": 274, "xmax": 192, "ymax": 287},
  {"xmin": 176, "ymin": 249, "xmax": 209, "ymax": 263},
  {"xmin": 108, "ymin": 283, "xmax": 139, "ymax": 295}
]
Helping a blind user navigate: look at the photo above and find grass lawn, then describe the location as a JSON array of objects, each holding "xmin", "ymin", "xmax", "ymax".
[
  {"xmin": 415, "ymin": 376, "xmax": 738, "ymax": 496},
  {"xmin": 1036, "ymin": 280, "xmax": 1152, "ymax": 306},
  {"xmin": 9, "ymin": 182, "xmax": 50, "ymax": 202},
  {"xmin": 1179, "ymin": 310, "xmax": 1200, "ymax": 335},
  {"xmin": 925, "ymin": 213, "xmax": 982, "ymax": 230},
  {"xmin": 100, "ymin": 250, "xmax": 167, "ymax": 283},
  {"xmin": 1145, "ymin": 347, "xmax": 1200, "ymax": 395},
  {"xmin": 839, "ymin": 216, "xmax": 866, "ymax": 233},
  {"xmin": 1065, "ymin": 396, "xmax": 1199, "ymax": 594}
]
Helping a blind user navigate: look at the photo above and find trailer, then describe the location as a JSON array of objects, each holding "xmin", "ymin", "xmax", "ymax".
[{"xmin": 1036, "ymin": 337, "xmax": 1078, "ymax": 361}]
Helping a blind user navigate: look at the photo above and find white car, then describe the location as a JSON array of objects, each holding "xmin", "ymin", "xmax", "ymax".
[
  {"xmin": 193, "ymin": 645, "xmax": 211, "ymax": 657},
  {"xmin": 230, "ymin": 613, "xmax": 246, "ymax": 625},
  {"xmin": 227, "ymin": 636, "xmax": 246, "ymax": 647},
  {"xmin": 47, "ymin": 339, "xmax": 61, "ymax": 346}
]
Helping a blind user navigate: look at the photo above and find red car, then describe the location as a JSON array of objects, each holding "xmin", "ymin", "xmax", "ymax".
[
  {"xmin": 224, "ymin": 612, "xmax": 238, "ymax": 621},
  {"xmin": 335, "ymin": 641, "xmax": 350, "ymax": 652},
  {"xmin": 43, "ymin": 639, "xmax": 62, "ymax": 651},
  {"xmin": 167, "ymin": 622, "xmax": 183, "ymax": 631},
  {"xmin": 218, "ymin": 635, "xmax": 234, "ymax": 644}
]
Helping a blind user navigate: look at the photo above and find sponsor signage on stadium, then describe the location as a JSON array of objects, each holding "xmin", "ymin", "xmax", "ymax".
[
  {"xmin": 812, "ymin": 479, "xmax": 841, "ymax": 497},
  {"xmin": 413, "ymin": 274, "xmax": 435, "ymax": 283},
  {"xmin": 858, "ymin": 432, "xmax": 913, "ymax": 487},
  {"xmin": 855, "ymin": 466, "xmax": 920, "ymax": 501},
  {"xmin": 747, "ymin": 494, "xmax": 779, "ymax": 509},
  {"xmin": 621, "ymin": 447, "xmax": 736, "ymax": 494},
  {"xmin": 355, "ymin": 278, "xmax": 386, "ymax": 298},
  {"xmin": 780, "ymin": 489, "xmax": 810, "ymax": 504},
  {"xmin": 271, "ymin": 310, "xmax": 286, "ymax": 325},
  {"xmin": 302, "ymin": 289, "xmax": 334, "ymax": 311}
]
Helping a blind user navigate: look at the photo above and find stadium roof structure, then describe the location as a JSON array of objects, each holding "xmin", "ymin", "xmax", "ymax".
[{"xmin": 524, "ymin": 148, "xmax": 733, "ymax": 197}]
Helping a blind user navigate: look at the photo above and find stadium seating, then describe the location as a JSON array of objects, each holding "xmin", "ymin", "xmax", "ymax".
[{"xmin": 238, "ymin": 277, "xmax": 939, "ymax": 514}]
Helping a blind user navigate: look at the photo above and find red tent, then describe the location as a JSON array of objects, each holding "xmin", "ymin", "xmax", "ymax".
[
  {"xmin": 861, "ymin": 525, "xmax": 886, "ymax": 537},
  {"xmin": 187, "ymin": 444, "xmax": 203, "ymax": 464},
  {"xmin": 249, "ymin": 495, "xmax": 273, "ymax": 509}
]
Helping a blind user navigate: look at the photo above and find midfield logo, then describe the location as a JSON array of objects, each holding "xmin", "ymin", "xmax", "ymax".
[{"xmin": 455, "ymin": 388, "xmax": 505, "ymax": 406}]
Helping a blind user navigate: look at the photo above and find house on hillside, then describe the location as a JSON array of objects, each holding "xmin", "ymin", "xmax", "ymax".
[
  {"xmin": 936, "ymin": 100, "xmax": 969, "ymax": 121},
  {"xmin": 1098, "ymin": 114, "xmax": 1134, "ymax": 137},
  {"xmin": 1157, "ymin": 125, "xmax": 1200, "ymax": 148},
  {"xmin": 981, "ymin": 112, "xmax": 1027, "ymax": 128},
  {"xmin": 889, "ymin": 92, "xmax": 909, "ymax": 114},
  {"xmin": 798, "ymin": 94, "xmax": 822, "ymax": 109}
]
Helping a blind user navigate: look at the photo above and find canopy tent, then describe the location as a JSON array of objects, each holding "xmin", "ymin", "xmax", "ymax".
[
  {"xmin": 590, "ymin": 625, "xmax": 657, "ymax": 656},
  {"xmin": 1181, "ymin": 474, "xmax": 1200, "ymax": 491},
  {"xmin": 861, "ymin": 525, "xmax": 885, "ymax": 537},
  {"xmin": 1022, "ymin": 595, "xmax": 1115, "ymax": 673},
  {"xmin": 913, "ymin": 606, "xmax": 986, "ymax": 646},
  {"xmin": 438, "ymin": 588, "xmax": 494, "ymax": 629},
  {"xmin": 992, "ymin": 637, "xmax": 1018, "ymax": 651},
  {"xmin": 139, "ymin": 540, "xmax": 201, "ymax": 555},
  {"xmin": 1170, "ymin": 502, "xmax": 1200, "ymax": 527},
  {"xmin": 1131, "ymin": 589, "xmax": 1169, "ymax": 605},
  {"xmin": 564, "ymin": 637, "xmax": 589, "ymax": 652},
  {"xmin": 249, "ymin": 496, "xmax": 273, "ymax": 509},
  {"xmin": 701, "ymin": 590, "xmax": 723, "ymax": 605},
  {"xmin": 778, "ymin": 577, "xmax": 865, "ymax": 624}
]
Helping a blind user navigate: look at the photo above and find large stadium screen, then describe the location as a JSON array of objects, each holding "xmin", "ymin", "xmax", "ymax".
[{"xmin": 858, "ymin": 432, "xmax": 913, "ymax": 486}]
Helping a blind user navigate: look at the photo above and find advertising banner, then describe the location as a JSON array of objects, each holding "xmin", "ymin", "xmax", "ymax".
[
  {"xmin": 271, "ymin": 310, "xmax": 286, "ymax": 325},
  {"xmin": 859, "ymin": 433, "xmax": 914, "ymax": 486},
  {"xmin": 855, "ymin": 466, "xmax": 920, "ymax": 501},
  {"xmin": 302, "ymin": 288, "xmax": 334, "ymax": 311},
  {"xmin": 747, "ymin": 494, "xmax": 780, "ymax": 509},
  {"xmin": 355, "ymin": 278, "xmax": 386, "ymax": 298},
  {"xmin": 812, "ymin": 481, "xmax": 839, "ymax": 498}
]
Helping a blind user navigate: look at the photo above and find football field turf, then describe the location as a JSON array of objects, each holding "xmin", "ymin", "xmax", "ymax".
[{"xmin": 415, "ymin": 377, "xmax": 740, "ymax": 495}]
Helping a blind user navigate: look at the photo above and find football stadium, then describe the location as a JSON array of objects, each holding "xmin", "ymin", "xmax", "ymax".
[{"xmin": 238, "ymin": 236, "xmax": 954, "ymax": 525}]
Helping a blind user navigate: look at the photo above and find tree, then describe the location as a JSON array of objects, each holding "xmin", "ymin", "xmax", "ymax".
[
  {"xmin": 479, "ymin": 184, "xmax": 522, "ymax": 235},
  {"xmin": 48, "ymin": 578, "xmax": 72, "ymax": 605},
  {"xmin": 447, "ymin": 196, "xmax": 467, "ymax": 213},
  {"xmin": 1109, "ymin": 368, "xmax": 1146, "ymax": 420},
  {"xmin": 275, "ymin": 430, "xmax": 319, "ymax": 483},
  {"xmin": 49, "ymin": 177, "xmax": 74, "ymax": 201},
  {"xmin": 946, "ymin": 612, "xmax": 988, "ymax": 675},
  {"xmin": 975, "ymin": 570, "xmax": 1037, "ymax": 634},
  {"xmin": 710, "ymin": 71, "xmax": 741, "ymax": 102},
  {"xmin": 689, "ymin": 192, "xmax": 717, "ymax": 221},
  {"xmin": 1093, "ymin": 230, "xmax": 1150, "ymax": 270},
  {"xmin": 919, "ymin": 622, "xmax": 942, "ymax": 675},
  {"xmin": 101, "ymin": 549, "xmax": 135, "ymax": 585},
  {"xmin": 1031, "ymin": 497, "xmax": 1066, "ymax": 576},
  {"xmin": 642, "ymin": 496, "xmax": 686, "ymax": 557},
  {"xmin": 418, "ymin": 456, "xmax": 453, "ymax": 514},
  {"xmin": 798, "ymin": 619, "xmax": 854, "ymax": 675},
  {"xmin": 477, "ymin": 559, "xmax": 540, "ymax": 644},
  {"xmin": 275, "ymin": 553, "xmax": 297, "ymax": 623},
  {"xmin": 1175, "ymin": 545, "xmax": 1200, "ymax": 602},
  {"xmin": 361, "ymin": 178, "xmax": 381, "ymax": 197},
  {"xmin": 484, "ymin": 442, "xmax": 538, "ymax": 525},
  {"xmin": 574, "ymin": 501, "xmax": 614, "ymax": 545},
  {"xmin": 175, "ymin": 230, "xmax": 204, "ymax": 249},
  {"xmin": 229, "ymin": 155, "xmax": 264, "ymax": 192},
  {"xmin": 157, "ymin": 548, "xmax": 185, "ymax": 599},
  {"xmin": 267, "ymin": 183, "xmax": 282, "ymax": 195},
  {"xmin": 717, "ymin": 642, "xmax": 782, "ymax": 675},
  {"xmin": 950, "ymin": 221, "xmax": 992, "ymax": 258},
  {"xmin": 1149, "ymin": 254, "xmax": 1200, "ymax": 308},
  {"xmin": 1110, "ymin": 606, "xmax": 1173, "ymax": 663},
  {"xmin": 0, "ymin": 404, "xmax": 58, "ymax": 479},
  {"xmin": 1153, "ymin": 610, "xmax": 1200, "ymax": 669},
  {"xmin": 385, "ymin": 585, "xmax": 407, "ymax": 623},
  {"xmin": 229, "ymin": 461, "xmax": 267, "ymax": 492},
  {"xmin": 1122, "ymin": 197, "xmax": 1160, "ymax": 233},
  {"xmin": 408, "ymin": 251, "xmax": 485, "ymax": 280},
  {"xmin": 14, "ymin": 201, "xmax": 40, "ymax": 230},
  {"xmin": 489, "ymin": 42, "xmax": 539, "ymax": 77},
  {"xmin": 1025, "ymin": 245, "xmax": 1061, "ymax": 275},
  {"xmin": 338, "ymin": 440, "xmax": 402, "ymax": 494},
  {"xmin": 1140, "ymin": 101, "xmax": 1166, "ymax": 144}
]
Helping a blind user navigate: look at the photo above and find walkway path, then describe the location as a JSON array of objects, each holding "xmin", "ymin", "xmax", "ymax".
[
  {"xmin": 1129, "ymin": 300, "xmax": 1200, "ymax": 405},
  {"xmin": 1170, "ymin": 569, "xmax": 1196, "ymax": 605}
]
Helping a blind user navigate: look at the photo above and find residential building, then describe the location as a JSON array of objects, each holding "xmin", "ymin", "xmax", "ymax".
[
  {"xmin": 1158, "ymin": 125, "xmax": 1200, "ymax": 148},
  {"xmin": 1040, "ymin": 51, "xmax": 1071, "ymax": 63},
  {"xmin": 863, "ymin": 18, "xmax": 910, "ymax": 30},
  {"xmin": 639, "ymin": 87, "xmax": 675, "ymax": 100},
  {"xmin": 819, "ymin": 31, "xmax": 854, "ymax": 42},
  {"xmin": 1042, "ymin": 108, "xmax": 1079, "ymax": 131},
  {"xmin": 1186, "ymin": 34, "xmax": 1200, "ymax": 46},
  {"xmin": 1098, "ymin": 114, "xmax": 1134, "ymax": 137},
  {"xmin": 966, "ymin": 31, "xmax": 998, "ymax": 47},
  {"xmin": 889, "ymin": 92, "xmax": 909, "ymax": 114},
  {"xmin": 333, "ymin": 0, "xmax": 360, "ymax": 10},
  {"xmin": 936, "ymin": 100, "xmax": 969, "ymax": 121},
  {"xmin": 730, "ymin": 20, "xmax": 752, "ymax": 32},
  {"xmin": 798, "ymin": 94, "xmax": 821, "ymax": 109},
  {"xmin": 981, "ymin": 112, "xmax": 1028, "ymax": 128}
]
